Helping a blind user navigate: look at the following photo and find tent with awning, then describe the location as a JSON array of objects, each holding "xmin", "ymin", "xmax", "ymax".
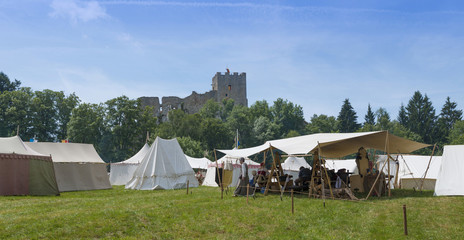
[
  {"xmin": 110, "ymin": 143, "xmax": 150, "ymax": 185},
  {"xmin": 202, "ymin": 155, "xmax": 260, "ymax": 188},
  {"xmin": 26, "ymin": 142, "xmax": 112, "ymax": 192},
  {"xmin": 218, "ymin": 131, "xmax": 430, "ymax": 158},
  {"xmin": 434, "ymin": 145, "xmax": 464, "ymax": 196},
  {"xmin": 0, "ymin": 136, "xmax": 59, "ymax": 196}
]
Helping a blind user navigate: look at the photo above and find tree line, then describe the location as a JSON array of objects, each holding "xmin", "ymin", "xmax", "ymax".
[{"xmin": 1, "ymin": 71, "xmax": 463, "ymax": 162}]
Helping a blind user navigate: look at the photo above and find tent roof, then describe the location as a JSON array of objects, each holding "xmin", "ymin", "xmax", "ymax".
[
  {"xmin": 0, "ymin": 136, "xmax": 47, "ymax": 156},
  {"xmin": 115, "ymin": 143, "xmax": 150, "ymax": 164},
  {"xmin": 185, "ymin": 155, "xmax": 212, "ymax": 169},
  {"xmin": 218, "ymin": 131, "xmax": 430, "ymax": 158},
  {"xmin": 25, "ymin": 142, "xmax": 105, "ymax": 163}
]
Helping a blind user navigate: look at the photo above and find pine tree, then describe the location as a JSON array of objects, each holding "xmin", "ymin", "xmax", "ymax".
[
  {"xmin": 337, "ymin": 99, "xmax": 360, "ymax": 133},
  {"xmin": 436, "ymin": 97, "xmax": 463, "ymax": 144},
  {"xmin": 405, "ymin": 91, "xmax": 437, "ymax": 144},
  {"xmin": 364, "ymin": 104, "xmax": 375, "ymax": 126},
  {"xmin": 397, "ymin": 103, "xmax": 408, "ymax": 126}
]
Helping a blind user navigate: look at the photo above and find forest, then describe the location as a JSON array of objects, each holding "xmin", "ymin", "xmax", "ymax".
[{"xmin": 1, "ymin": 71, "xmax": 463, "ymax": 162}]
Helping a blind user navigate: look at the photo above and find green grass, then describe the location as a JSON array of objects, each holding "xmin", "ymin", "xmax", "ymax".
[{"xmin": 1, "ymin": 186, "xmax": 463, "ymax": 239}]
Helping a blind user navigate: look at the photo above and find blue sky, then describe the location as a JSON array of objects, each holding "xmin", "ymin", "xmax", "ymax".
[{"xmin": 1, "ymin": 0, "xmax": 463, "ymax": 121}]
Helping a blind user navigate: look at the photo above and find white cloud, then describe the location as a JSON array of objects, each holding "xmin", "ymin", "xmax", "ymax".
[{"xmin": 49, "ymin": 0, "xmax": 108, "ymax": 23}]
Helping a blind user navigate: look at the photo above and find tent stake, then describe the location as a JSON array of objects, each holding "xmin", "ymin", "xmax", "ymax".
[
  {"xmin": 403, "ymin": 204, "xmax": 408, "ymax": 235},
  {"xmin": 186, "ymin": 180, "xmax": 189, "ymax": 195},
  {"xmin": 213, "ymin": 149, "xmax": 223, "ymax": 199}
]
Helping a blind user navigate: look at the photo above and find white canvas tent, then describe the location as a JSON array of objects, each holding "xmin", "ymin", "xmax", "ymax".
[
  {"xmin": 203, "ymin": 155, "xmax": 260, "ymax": 187},
  {"xmin": 377, "ymin": 154, "xmax": 442, "ymax": 190},
  {"xmin": 434, "ymin": 145, "xmax": 464, "ymax": 196},
  {"xmin": 325, "ymin": 159, "xmax": 357, "ymax": 173},
  {"xmin": 25, "ymin": 142, "xmax": 111, "ymax": 192},
  {"xmin": 110, "ymin": 143, "xmax": 150, "ymax": 185},
  {"xmin": 0, "ymin": 136, "xmax": 59, "ymax": 196},
  {"xmin": 185, "ymin": 155, "xmax": 212, "ymax": 170},
  {"xmin": 126, "ymin": 137, "xmax": 199, "ymax": 190},
  {"xmin": 218, "ymin": 131, "xmax": 429, "ymax": 158},
  {"xmin": 281, "ymin": 156, "xmax": 310, "ymax": 181}
]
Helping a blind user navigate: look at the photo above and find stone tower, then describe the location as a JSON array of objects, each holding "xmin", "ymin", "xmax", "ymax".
[{"xmin": 212, "ymin": 72, "xmax": 247, "ymax": 107}]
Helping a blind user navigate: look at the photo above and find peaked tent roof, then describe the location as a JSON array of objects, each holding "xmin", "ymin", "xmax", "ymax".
[
  {"xmin": 114, "ymin": 143, "xmax": 150, "ymax": 165},
  {"xmin": 25, "ymin": 142, "xmax": 105, "ymax": 163},
  {"xmin": 434, "ymin": 145, "xmax": 464, "ymax": 196},
  {"xmin": 218, "ymin": 131, "xmax": 430, "ymax": 158},
  {"xmin": 125, "ymin": 137, "xmax": 199, "ymax": 190},
  {"xmin": 0, "ymin": 136, "xmax": 47, "ymax": 156},
  {"xmin": 185, "ymin": 155, "xmax": 212, "ymax": 169}
]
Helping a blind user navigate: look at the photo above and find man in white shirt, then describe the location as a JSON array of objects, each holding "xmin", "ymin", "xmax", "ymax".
[{"xmin": 234, "ymin": 157, "xmax": 249, "ymax": 196}]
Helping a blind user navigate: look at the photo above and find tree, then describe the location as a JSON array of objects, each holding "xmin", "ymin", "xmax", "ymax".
[
  {"xmin": 305, "ymin": 114, "xmax": 338, "ymax": 134},
  {"xmin": 405, "ymin": 91, "xmax": 437, "ymax": 144},
  {"xmin": 436, "ymin": 97, "xmax": 463, "ymax": 144},
  {"xmin": 375, "ymin": 107, "xmax": 391, "ymax": 130},
  {"xmin": 201, "ymin": 118, "xmax": 232, "ymax": 150},
  {"xmin": 270, "ymin": 98, "xmax": 305, "ymax": 137},
  {"xmin": 449, "ymin": 120, "xmax": 464, "ymax": 145},
  {"xmin": 67, "ymin": 103, "xmax": 105, "ymax": 147},
  {"xmin": 249, "ymin": 100, "xmax": 272, "ymax": 122},
  {"xmin": 364, "ymin": 104, "xmax": 375, "ymax": 126},
  {"xmin": 337, "ymin": 99, "xmax": 360, "ymax": 133},
  {"xmin": 0, "ymin": 88, "xmax": 34, "ymax": 138},
  {"xmin": 30, "ymin": 89, "xmax": 61, "ymax": 142},
  {"xmin": 252, "ymin": 116, "xmax": 279, "ymax": 145},
  {"xmin": 226, "ymin": 105, "xmax": 252, "ymax": 147},
  {"xmin": 0, "ymin": 72, "xmax": 21, "ymax": 93},
  {"xmin": 177, "ymin": 136, "xmax": 206, "ymax": 158},
  {"xmin": 397, "ymin": 103, "xmax": 408, "ymax": 126},
  {"xmin": 199, "ymin": 99, "xmax": 221, "ymax": 119},
  {"xmin": 56, "ymin": 92, "xmax": 80, "ymax": 141}
]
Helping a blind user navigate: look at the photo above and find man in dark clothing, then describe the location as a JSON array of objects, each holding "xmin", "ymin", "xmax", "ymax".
[{"xmin": 295, "ymin": 166, "xmax": 312, "ymax": 186}]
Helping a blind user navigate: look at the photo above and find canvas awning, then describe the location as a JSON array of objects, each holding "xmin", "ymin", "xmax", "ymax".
[{"xmin": 218, "ymin": 131, "xmax": 430, "ymax": 158}]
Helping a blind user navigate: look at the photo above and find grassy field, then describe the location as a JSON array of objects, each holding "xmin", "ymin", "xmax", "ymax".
[{"xmin": 1, "ymin": 186, "xmax": 463, "ymax": 239}]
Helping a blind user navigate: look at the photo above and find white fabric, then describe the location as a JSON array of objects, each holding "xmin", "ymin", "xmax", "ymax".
[
  {"xmin": 434, "ymin": 145, "xmax": 464, "ymax": 196},
  {"xmin": 281, "ymin": 156, "xmax": 310, "ymax": 171},
  {"xmin": 378, "ymin": 154, "xmax": 442, "ymax": 190},
  {"xmin": 202, "ymin": 156, "xmax": 260, "ymax": 187},
  {"xmin": 0, "ymin": 136, "xmax": 47, "ymax": 156},
  {"xmin": 325, "ymin": 159, "xmax": 358, "ymax": 173},
  {"xmin": 185, "ymin": 155, "xmax": 212, "ymax": 169},
  {"xmin": 109, "ymin": 143, "xmax": 150, "ymax": 185},
  {"xmin": 25, "ymin": 142, "xmax": 111, "ymax": 192},
  {"xmin": 218, "ymin": 131, "xmax": 430, "ymax": 158},
  {"xmin": 125, "ymin": 137, "xmax": 199, "ymax": 190}
]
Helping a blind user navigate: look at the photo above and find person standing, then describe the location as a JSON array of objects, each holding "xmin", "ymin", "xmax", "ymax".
[{"xmin": 234, "ymin": 157, "xmax": 249, "ymax": 196}]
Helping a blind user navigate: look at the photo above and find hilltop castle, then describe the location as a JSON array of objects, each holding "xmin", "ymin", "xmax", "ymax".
[{"xmin": 140, "ymin": 72, "xmax": 247, "ymax": 121}]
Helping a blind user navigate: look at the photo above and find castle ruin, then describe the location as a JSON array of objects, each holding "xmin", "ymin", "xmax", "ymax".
[{"xmin": 139, "ymin": 72, "xmax": 247, "ymax": 121}]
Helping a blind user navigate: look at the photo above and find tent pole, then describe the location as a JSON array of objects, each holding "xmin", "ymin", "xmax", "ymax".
[
  {"xmin": 394, "ymin": 155, "xmax": 400, "ymax": 189},
  {"xmin": 213, "ymin": 149, "xmax": 223, "ymax": 199},
  {"xmin": 420, "ymin": 143, "xmax": 437, "ymax": 192},
  {"xmin": 308, "ymin": 150, "xmax": 318, "ymax": 198},
  {"xmin": 365, "ymin": 158, "xmax": 388, "ymax": 200},
  {"xmin": 385, "ymin": 131, "xmax": 391, "ymax": 197},
  {"xmin": 264, "ymin": 145, "xmax": 275, "ymax": 196},
  {"xmin": 318, "ymin": 141, "xmax": 334, "ymax": 199}
]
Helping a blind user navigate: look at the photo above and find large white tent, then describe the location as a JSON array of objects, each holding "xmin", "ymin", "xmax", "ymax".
[
  {"xmin": 325, "ymin": 159, "xmax": 357, "ymax": 173},
  {"xmin": 0, "ymin": 136, "xmax": 59, "ymax": 196},
  {"xmin": 126, "ymin": 137, "xmax": 198, "ymax": 190},
  {"xmin": 434, "ymin": 145, "xmax": 464, "ymax": 196},
  {"xmin": 218, "ymin": 131, "xmax": 429, "ymax": 158},
  {"xmin": 203, "ymin": 155, "xmax": 260, "ymax": 188},
  {"xmin": 110, "ymin": 143, "xmax": 150, "ymax": 185},
  {"xmin": 281, "ymin": 156, "xmax": 311, "ymax": 181},
  {"xmin": 26, "ymin": 142, "xmax": 111, "ymax": 192},
  {"xmin": 377, "ymin": 154, "xmax": 442, "ymax": 190},
  {"xmin": 185, "ymin": 155, "xmax": 212, "ymax": 170}
]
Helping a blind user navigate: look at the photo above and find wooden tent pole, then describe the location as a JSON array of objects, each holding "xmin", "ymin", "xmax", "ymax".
[
  {"xmin": 213, "ymin": 149, "xmax": 223, "ymax": 199},
  {"xmin": 308, "ymin": 150, "xmax": 318, "ymax": 198},
  {"xmin": 318, "ymin": 141, "xmax": 333, "ymax": 199},
  {"xmin": 385, "ymin": 131, "xmax": 391, "ymax": 197},
  {"xmin": 420, "ymin": 143, "xmax": 437, "ymax": 192},
  {"xmin": 365, "ymin": 156, "xmax": 389, "ymax": 200},
  {"xmin": 394, "ymin": 155, "xmax": 400, "ymax": 189},
  {"xmin": 264, "ymin": 145, "xmax": 275, "ymax": 196}
]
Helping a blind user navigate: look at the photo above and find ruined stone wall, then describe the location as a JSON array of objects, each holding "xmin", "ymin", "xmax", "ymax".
[{"xmin": 139, "ymin": 72, "xmax": 246, "ymax": 122}]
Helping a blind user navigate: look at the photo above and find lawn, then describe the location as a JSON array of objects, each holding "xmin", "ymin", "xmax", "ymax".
[{"xmin": 1, "ymin": 186, "xmax": 463, "ymax": 239}]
